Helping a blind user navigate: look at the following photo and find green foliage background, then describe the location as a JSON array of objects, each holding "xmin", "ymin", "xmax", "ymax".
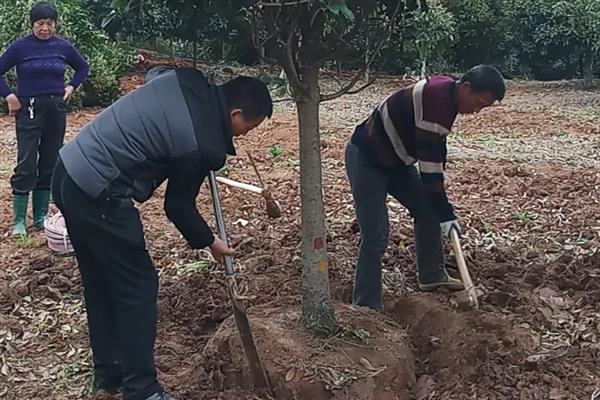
[
  {"xmin": 0, "ymin": 0, "xmax": 134, "ymax": 108},
  {"xmin": 2, "ymin": 0, "xmax": 599, "ymax": 110}
]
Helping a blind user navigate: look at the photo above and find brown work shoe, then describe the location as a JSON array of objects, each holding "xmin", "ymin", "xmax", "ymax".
[{"xmin": 418, "ymin": 274, "xmax": 465, "ymax": 292}]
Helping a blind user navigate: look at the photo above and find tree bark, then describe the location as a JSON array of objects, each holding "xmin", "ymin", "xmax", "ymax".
[
  {"xmin": 296, "ymin": 67, "xmax": 338, "ymax": 335},
  {"xmin": 193, "ymin": 40, "xmax": 198, "ymax": 68},
  {"xmin": 583, "ymin": 52, "xmax": 594, "ymax": 86}
]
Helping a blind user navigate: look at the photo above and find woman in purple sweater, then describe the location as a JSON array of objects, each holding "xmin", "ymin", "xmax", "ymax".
[{"xmin": 0, "ymin": 1, "xmax": 89, "ymax": 236}]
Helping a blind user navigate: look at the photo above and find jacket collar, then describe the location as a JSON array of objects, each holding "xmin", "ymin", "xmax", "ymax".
[{"xmin": 210, "ymin": 84, "xmax": 236, "ymax": 156}]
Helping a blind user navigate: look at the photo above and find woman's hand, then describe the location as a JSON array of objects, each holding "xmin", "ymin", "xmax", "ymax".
[
  {"xmin": 63, "ymin": 85, "xmax": 74, "ymax": 102},
  {"xmin": 5, "ymin": 94, "xmax": 21, "ymax": 117}
]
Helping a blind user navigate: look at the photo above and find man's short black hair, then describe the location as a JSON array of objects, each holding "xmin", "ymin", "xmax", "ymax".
[
  {"xmin": 222, "ymin": 76, "xmax": 273, "ymax": 120},
  {"xmin": 460, "ymin": 65, "xmax": 506, "ymax": 101}
]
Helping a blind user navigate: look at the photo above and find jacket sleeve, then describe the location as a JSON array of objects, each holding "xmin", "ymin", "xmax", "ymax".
[
  {"xmin": 412, "ymin": 79, "xmax": 456, "ymax": 222},
  {"xmin": 0, "ymin": 42, "xmax": 19, "ymax": 98},
  {"xmin": 64, "ymin": 41, "xmax": 89, "ymax": 89},
  {"xmin": 164, "ymin": 151, "xmax": 218, "ymax": 249},
  {"xmin": 414, "ymin": 127, "xmax": 455, "ymax": 221}
]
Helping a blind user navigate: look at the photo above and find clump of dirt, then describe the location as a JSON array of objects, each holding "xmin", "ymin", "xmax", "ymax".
[
  {"xmin": 160, "ymin": 270, "xmax": 231, "ymax": 336},
  {"xmin": 385, "ymin": 294, "xmax": 536, "ymax": 397},
  {"xmin": 203, "ymin": 303, "xmax": 416, "ymax": 400}
]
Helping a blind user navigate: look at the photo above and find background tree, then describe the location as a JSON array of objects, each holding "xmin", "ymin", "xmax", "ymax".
[
  {"xmin": 111, "ymin": 0, "xmax": 418, "ymax": 335},
  {"xmin": 103, "ymin": 0, "xmax": 600, "ymax": 333},
  {"xmin": 441, "ymin": 0, "xmax": 507, "ymax": 71},
  {"xmin": 257, "ymin": 0, "xmax": 412, "ymax": 334},
  {"xmin": 402, "ymin": 1, "xmax": 456, "ymax": 77},
  {"xmin": 88, "ymin": 0, "xmax": 176, "ymax": 45}
]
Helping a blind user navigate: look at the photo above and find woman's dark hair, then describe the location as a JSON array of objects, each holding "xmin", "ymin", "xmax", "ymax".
[
  {"xmin": 222, "ymin": 76, "xmax": 273, "ymax": 120},
  {"xmin": 460, "ymin": 65, "xmax": 506, "ymax": 101},
  {"xmin": 30, "ymin": 2, "xmax": 58, "ymax": 24}
]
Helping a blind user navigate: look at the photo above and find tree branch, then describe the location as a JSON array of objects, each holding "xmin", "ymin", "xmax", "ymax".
[
  {"xmin": 319, "ymin": 75, "xmax": 377, "ymax": 103},
  {"xmin": 319, "ymin": 2, "xmax": 401, "ymax": 102},
  {"xmin": 257, "ymin": 30, "xmax": 278, "ymax": 49},
  {"xmin": 321, "ymin": 69, "xmax": 344, "ymax": 89},
  {"xmin": 307, "ymin": 7, "xmax": 369, "ymax": 69},
  {"xmin": 280, "ymin": 24, "xmax": 302, "ymax": 90},
  {"xmin": 344, "ymin": 77, "xmax": 377, "ymax": 95},
  {"xmin": 259, "ymin": 0, "xmax": 311, "ymax": 6},
  {"xmin": 298, "ymin": 4, "xmax": 327, "ymax": 67},
  {"xmin": 263, "ymin": 4, "xmax": 303, "ymax": 91},
  {"xmin": 319, "ymin": 71, "xmax": 365, "ymax": 101}
]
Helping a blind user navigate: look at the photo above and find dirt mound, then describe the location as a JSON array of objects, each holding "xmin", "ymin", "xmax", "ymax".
[
  {"xmin": 198, "ymin": 296, "xmax": 546, "ymax": 400},
  {"xmin": 385, "ymin": 295, "xmax": 533, "ymax": 391},
  {"xmin": 203, "ymin": 303, "xmax": 416, "ymax": 400},
  {"xmin": 383, "ymin": 295, "xmax": 600, "ymax": 399}
]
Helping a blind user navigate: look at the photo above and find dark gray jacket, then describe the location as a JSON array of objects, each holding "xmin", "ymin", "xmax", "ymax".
[{"xmin": 59, "ymin": 68, "xmax": 235, "ymax": 248}]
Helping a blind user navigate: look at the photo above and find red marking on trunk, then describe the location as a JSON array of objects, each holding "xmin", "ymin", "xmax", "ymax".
[{"xmin": 314, "ymin": 237, "xmax": 323, "ymax": 250}]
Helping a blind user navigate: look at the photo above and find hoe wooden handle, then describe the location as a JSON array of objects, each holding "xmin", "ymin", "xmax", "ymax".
[
  {"xmin": 450, "ymin": 229, "xmax": 479, "ymax": 309},
  {"xmin": 215, "ymin": 176, "xmax": 263, "ymax": 194}
]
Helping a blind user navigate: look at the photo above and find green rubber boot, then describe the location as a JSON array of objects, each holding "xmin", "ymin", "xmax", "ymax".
[
  {"xmin": 32, "ymin": 189, "xmax": 51, "ymax": 230},
  {"xmin": 12, "ymin": 194, "xmax": 28, "ymax": 236}
]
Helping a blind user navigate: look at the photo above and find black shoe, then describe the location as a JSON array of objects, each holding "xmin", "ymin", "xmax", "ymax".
[
  {"xmin": 92, "ymin": 375, "xmax": 124, "ymax": 395},
  {"xmin": 418, "ymin": 272, "xmax": 465, "ymax": 292},
  {"xmin": 145, "ymin": 392, "xmax": 176, "ymax": 400}
]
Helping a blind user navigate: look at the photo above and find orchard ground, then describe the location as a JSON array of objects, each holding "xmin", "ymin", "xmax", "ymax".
[{"xmin": 0, "ymin": 56, "xmax": 599, "ymax": 399}]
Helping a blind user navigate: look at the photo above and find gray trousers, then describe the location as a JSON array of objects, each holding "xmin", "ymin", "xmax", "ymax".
[{"xmin": 345, "ymin": 141, "xmax": 446, "ymax": 309}]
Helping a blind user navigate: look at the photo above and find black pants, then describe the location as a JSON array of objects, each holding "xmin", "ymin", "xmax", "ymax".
[
  {"xmin": 11, "ymin": 95, "xmax": 66, "ymax": 194},
  {"xmin": 52, "ymin": 160, "xmax": 161, "ymax": 400}
]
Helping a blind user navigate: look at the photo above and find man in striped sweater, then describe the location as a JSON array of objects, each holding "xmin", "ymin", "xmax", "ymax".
[{"xmin": 346, "ymin": 65, "xmax": 505, "ymax": 310}]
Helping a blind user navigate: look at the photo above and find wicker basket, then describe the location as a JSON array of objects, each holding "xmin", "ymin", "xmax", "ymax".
[{"xmin": 44, "ymin": 212, "xmax": 74, "ymax": 255}]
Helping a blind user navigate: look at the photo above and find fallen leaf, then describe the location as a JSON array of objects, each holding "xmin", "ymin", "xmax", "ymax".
[
  {"xmin": 40, "ymin": 298, "xmax": 56, "ymax": 306},
  {"xmin": 359, "ymin": 357, "xmax": 378, "ymax": 371},
  {"xmin": 67, "ymin": 347, "xmax": 77, "ymax": 358},
  {"xmin": 549, "ymin": 388, "xmax": 568, "ymax": 400},
  {"xmin": 233, "ymin": 218, "xmax": 249, "ymax": 227},
  {"xmin": 412, "ymin": 374, "xmax": 436, "ymax": 400},
  {"xmin": 285, "ymin": 368, "xmax": 295, "ymax": 382},
  {"xmin": 538, "ymin": 306, "xmax": 553, "ymax": 321}
]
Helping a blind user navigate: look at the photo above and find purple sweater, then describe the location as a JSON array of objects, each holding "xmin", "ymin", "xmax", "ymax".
[
  {"xmin": 351, "ymin": 76, "xmax": 458, "ymax": 220},
  {"xmin": 0, "ymin": 34, "xmax": 89, "ymax": 98}
]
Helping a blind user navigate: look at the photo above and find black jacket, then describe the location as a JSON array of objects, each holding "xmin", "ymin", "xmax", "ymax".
[{"xmin": 60, "ymin": 68, "xmax": 235, "ymax": 248}]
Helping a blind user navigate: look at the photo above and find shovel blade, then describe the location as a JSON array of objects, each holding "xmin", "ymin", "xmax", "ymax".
[{"xmin": 231, "ymin": 301, "xmax": 271, "ymax": 390}]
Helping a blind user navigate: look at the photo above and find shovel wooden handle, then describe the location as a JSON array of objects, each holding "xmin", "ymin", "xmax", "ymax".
[{"xmin": 449, "ymin": 229, "xmax": 479, "ymax": 309}]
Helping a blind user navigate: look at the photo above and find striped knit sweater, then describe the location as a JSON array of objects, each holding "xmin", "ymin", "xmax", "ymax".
[{"xmin": 351, "ymin": 75, "xmax": 458, "ymax": 221}]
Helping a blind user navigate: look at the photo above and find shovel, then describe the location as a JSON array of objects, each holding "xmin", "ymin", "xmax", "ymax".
[
  {"xmin": 449, "ymin": 229, "xmax": 479, "ymax": 309},
  {"xmin": 208, "ymin": 171, "xmax": 271, "ymax": 390}
]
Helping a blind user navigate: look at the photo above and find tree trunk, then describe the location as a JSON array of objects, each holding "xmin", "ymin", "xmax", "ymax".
[
  {"xmin": 193, "ymin": 40, "xmax": 198, "ymax": 68},
  {"xmin": 583, "ymin": 52, "xmax": 594, "ymax": 86},
  {"xmin": 296, "ymin": 68, "xmax": 338, "ymax": 336}
]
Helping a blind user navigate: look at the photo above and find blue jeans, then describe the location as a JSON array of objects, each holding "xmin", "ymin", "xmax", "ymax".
[{"xmin": 345, "ymin": 141, "xmax": 446, "ymax": 309}]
